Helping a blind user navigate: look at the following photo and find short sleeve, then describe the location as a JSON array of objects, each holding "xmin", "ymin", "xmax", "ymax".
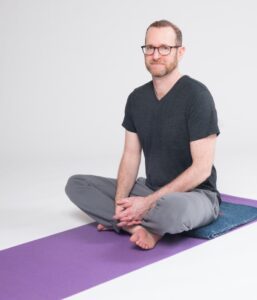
[
  {"xmin": 121, "ymin": 93, "xmax": 137, "ymax": 133},
  {"xmin": 187, "ymin": 89, "xmax": 220, "ymax": 141}
]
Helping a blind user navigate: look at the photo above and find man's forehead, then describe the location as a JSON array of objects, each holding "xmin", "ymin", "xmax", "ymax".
[{"xmin": 145, "ymin": 27, "xmax": 176, "ymax": 45}]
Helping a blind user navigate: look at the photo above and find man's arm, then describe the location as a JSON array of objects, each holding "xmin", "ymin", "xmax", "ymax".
[
  {"xmin": 115, "ymin": 130, "xmax": 142, "ymax": 204},
  {"xmin": 114, "ymin": 134, "xmax": 218, "ymax": 225},
  {"xmin": 145, "ymin": 134, "xmax": 217, "ymax": 205}
]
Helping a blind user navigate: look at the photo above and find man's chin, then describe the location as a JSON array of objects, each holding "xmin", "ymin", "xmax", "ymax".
[{"xmin": 150, "ymin": 71, "xmax": 167, "ymax": 78}]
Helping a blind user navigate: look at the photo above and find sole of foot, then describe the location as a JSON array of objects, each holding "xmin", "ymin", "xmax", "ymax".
[{"xmin": 130, "ymin": 226, "xmax": 161, "ymax": 250}]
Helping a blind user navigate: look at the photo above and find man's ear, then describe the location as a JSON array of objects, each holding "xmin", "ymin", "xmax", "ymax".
[{"xmin": 178, "ymin": 46, "xmax": 186, "ymax": 61}]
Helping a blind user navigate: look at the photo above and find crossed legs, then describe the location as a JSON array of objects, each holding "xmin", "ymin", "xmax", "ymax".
[{"xmin": 65, "ymin": 174, "xmax": 219, "ymax": 250}]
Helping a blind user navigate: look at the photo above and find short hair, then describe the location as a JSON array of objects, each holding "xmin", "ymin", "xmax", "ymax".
[{"xmin": 146, "ymin": 20, "xmax": 182, "ymax": 46}]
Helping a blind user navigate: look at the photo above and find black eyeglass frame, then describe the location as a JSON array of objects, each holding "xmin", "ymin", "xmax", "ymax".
[{"xmin": 141, "ymin": 44, "xmax": 181, "ymax": 56}]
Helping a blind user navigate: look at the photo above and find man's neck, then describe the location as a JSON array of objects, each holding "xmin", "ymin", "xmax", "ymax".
[{"xmin": 152, "ymin": 68, "xmax": 183, "ymax": 100}]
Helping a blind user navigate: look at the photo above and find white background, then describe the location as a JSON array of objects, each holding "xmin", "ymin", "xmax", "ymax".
[{"xmin": 1, "ymin": 1, "xmax": 257, "ymax": 299}]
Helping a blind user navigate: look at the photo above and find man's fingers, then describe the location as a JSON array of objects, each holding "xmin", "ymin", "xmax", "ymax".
[
  {"xmin": 120, "ymin": 216, "xmax": 133, "ymax": 222},
  {"xmin": 114, "ymin": 214, "xmax": 136, "ymax": 224},
  {"xmin": 118, "ymin": 219, "xmax": 142, "ymax": 227},
  {"xmin": 113, "ymin": 209, "xmax": 131, "ymax": 220},
  {"xmin": 121, "ymin": 202, "xmax": 131, "ymax": 208},
  {"xmin": 127, "ymin": 220, "xmax": 141, "ymax": 226},
  {"xmin": 117, "ymin": 221, "xmax": 128, "ymax": 227}
]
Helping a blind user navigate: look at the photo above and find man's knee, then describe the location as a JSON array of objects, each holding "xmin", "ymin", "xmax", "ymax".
[
  {"xmin": 65, "ymin": 174, "xmax": 91, "ymax": 199},
  {"xmin": 157, "ymin": 192, "xmax": 215, "ymax": 233}
]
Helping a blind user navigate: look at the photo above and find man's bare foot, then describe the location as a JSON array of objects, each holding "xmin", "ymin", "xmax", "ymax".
[
  {"xmin": 97, "ymin": 224, "xmax": 113, "ymax": 231},
  {"xmin": 130, "ymin": 226, "xmax": 161, "ymax": 250},
  {"xmin": 97, "ymin": 224, "xmax": 105, "ymax": 231}
]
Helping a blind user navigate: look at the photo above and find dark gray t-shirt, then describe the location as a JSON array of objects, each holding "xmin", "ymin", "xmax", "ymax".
[{"xmin": 122, "ymin": 75, "xmax": 220, "ymax": 201}]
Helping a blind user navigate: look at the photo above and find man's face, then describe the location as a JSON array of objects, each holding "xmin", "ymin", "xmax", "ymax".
[{"xmin": 144, "ymin": 27, "xmax": 183, "ymax": 78}]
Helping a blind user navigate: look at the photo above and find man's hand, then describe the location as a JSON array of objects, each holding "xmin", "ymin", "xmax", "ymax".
[
  {"xmin": 115, "ymin": 204, "xmax": 124, "ymax": 216},
  {"xmin": 113, "ymin": 196, "xmax": 152, "ymax": 227}
]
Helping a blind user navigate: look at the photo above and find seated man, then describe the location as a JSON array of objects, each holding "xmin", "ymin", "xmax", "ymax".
[{"xmin": 65, "ymin": 19, "xmax": 221, "ymax": 250}]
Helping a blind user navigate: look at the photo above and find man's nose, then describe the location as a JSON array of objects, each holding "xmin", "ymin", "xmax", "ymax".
[{"xmin": 153, "ymin": 48, "xmax": 161, "ymax": 60}]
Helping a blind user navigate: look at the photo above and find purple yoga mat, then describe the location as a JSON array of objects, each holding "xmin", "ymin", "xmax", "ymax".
[{"xmin": 1, "ymin": 194, "xmax": 257, "ymax": 300}]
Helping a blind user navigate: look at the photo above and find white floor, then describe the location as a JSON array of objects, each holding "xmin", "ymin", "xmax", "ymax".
[{"xmin": 1, "ymin": 156, "xmax": 257, "ymax": 300}]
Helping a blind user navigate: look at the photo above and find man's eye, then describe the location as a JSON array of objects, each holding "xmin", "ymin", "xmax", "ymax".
[
  {"xmin": 160, "ymin": 46, "xmax": 169, "ymax": 51},
  {"xmin": 146, "ymin": 46, "xmax": 154, "ymax": 50}
]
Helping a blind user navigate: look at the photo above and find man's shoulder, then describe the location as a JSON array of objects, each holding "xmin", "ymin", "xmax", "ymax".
[
  {"xmin": 182, "ymin": 75, "xmax": 210, "ymax": 94},
  {"xmin": 130, "ymin": 81, "xmax": 152, "ymax": 97}
]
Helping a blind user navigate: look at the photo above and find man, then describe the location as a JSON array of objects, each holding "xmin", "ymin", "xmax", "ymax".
[{"xmin": 65, "ymin": 20, "xmax": 220, "ymax": 250}]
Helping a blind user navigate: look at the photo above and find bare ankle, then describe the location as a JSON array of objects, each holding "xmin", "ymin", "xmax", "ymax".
[{"xmin": 122, "ymin": 225, "xmax": 141, "ymax": 234}]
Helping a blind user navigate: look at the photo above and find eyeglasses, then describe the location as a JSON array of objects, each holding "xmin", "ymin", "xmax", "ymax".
[{"xmin": 141, "ymin": 44, "xmax": 181, "ymax": 56}]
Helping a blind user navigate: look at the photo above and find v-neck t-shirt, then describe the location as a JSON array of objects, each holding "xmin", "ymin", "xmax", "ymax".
[{"xmin": 121, "ymin": 75, "xmax": 221, "ymax": 201}]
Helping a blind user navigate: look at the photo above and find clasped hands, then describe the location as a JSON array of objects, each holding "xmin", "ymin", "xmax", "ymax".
[{"xmin": 113, "ymin": 196, "xmax": 151, "ymax": 227}]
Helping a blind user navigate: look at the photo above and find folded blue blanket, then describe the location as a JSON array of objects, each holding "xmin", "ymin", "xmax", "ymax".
[{"xmin": 185, "ymin": 201, "xmax": 257, "ymax": 239}]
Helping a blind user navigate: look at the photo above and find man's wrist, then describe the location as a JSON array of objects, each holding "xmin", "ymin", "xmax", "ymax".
[
  {"xmin": 114, "ymin": 196, "xmax": 122, "ymax": 204},
  {"xmin": 145, "ymin": 193, "xmax": 159, "ymax": 208},
  {"xmin": 145, "ymin": 186, "xmax": 169, "ymax": 206}
]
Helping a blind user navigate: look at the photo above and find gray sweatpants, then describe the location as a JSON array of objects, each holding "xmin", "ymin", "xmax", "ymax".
[{"xmin": 65, "ymin": 174, "xmax": 220, "ymax": 236}]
